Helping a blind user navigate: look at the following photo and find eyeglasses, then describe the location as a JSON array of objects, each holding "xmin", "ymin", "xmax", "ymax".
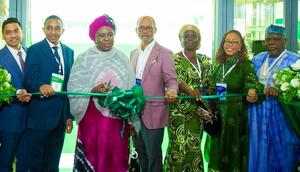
[
  {"xmin": 137, "ymin": 26, "xmax": 153, "ymax": 32},
  {"xmin": 224, "ymin": 40, "xmax": 240, "ymax": 46}
]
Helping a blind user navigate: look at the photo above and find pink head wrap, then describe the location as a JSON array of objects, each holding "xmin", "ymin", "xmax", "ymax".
[{"xmin": 89, "ymin": 14, "xmax": 116, "ymax": 41}]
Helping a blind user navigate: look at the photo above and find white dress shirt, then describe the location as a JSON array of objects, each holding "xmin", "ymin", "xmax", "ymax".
[
  {"xmin": 136, "ymin": 40, "xmax": 156, "ymax": 79},
  {"xmin": 7, "ymin": 45, "xmax": 26, "ymax": 71}
]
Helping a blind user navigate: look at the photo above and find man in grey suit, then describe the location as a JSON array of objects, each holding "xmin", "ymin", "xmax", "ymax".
[{"xmin": 130, "ymin": 16, "xmax": 178, "ymax": 172}]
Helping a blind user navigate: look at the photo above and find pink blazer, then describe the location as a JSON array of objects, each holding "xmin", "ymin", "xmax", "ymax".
[{"xmin": 130, "ymin": 42, "xmax": 178, "ymax": 129}]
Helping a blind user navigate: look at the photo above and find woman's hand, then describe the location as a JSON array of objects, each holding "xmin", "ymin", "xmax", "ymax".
[
  {"xmin": 179, "ymin": 82, "xmax": 202, "ymax": 102},
  {"xmin": 247, "ymin": 88, "xmax": 258, "ymax": 103},
  {"xmin": 192, "ymin": 88, "xmax": 201, "ymax": 102},
  {"xmin": 91, "ymin": 82, "xmax": 112, "ymax": 93},
  {"xmin": 187, "ymin": 88, "xmax": 201, "ymax": 102}
]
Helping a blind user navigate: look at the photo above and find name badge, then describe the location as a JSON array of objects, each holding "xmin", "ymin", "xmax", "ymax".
[
  {"xmin": 50, "ymin": 73, "xmax": 64, "ymax": 92},
  {"xmin": 216, "ymin": 83, "xmax": 227, "ymax": 100},
  {"xmin": 200, "ymin": 84, "xmax": 205, "ymax": 95},
  {"xmin": 136, "ymin": 78, "xmax": 142, "ymax": 86}
]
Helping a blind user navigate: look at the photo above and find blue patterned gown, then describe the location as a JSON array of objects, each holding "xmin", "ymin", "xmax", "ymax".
[{"xmin": 248, "ymin": 50, "xmax": 300, "ymax": 172}]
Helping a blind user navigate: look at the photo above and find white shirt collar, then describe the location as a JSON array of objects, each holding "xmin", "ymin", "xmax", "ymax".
[
  {"xmin": 46, "ymin": 39, "xmax": 61, "ymax": 50},
  {"xmin": 138, "ymin": 40, "xmax": 156, "ymax": 53},
  {"xmin": 6, "ymin": 44, "xmax": 25, "ymax": 57}
]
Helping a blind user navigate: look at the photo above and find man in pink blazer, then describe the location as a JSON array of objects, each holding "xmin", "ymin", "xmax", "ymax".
[{"xmin": 130, "ymin": 16, "xmax": 178, "ymax": 172}]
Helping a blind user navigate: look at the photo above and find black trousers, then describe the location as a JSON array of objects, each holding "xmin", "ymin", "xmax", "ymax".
[
  {"xmin": 135, "ymin": 121, "xmax": 164, "ymax": 172},
  {"xmin": 27, "ymin": 120, "xmax": 65, "ymax": 172}
]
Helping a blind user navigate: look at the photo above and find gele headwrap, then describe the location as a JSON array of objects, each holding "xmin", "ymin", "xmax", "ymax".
[
  {"xmin": 179, "ymin": 24, "xmax": 200, "ymax": 39},
  {"xmin": 179, "ymin": 24, "xmax": 201, "ymax": 49},
  {"xmin": 89, "ymin": 14, "xmax": 116, "ymax": 41},
  {"xmin": 265, "ymin": 24, "xmax": 286, "ymax": 36}
]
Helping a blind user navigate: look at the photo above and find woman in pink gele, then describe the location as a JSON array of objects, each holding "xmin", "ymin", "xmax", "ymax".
[{"xmin": 68, "ymin": 14, "xmax": 139, "ymax": 172}]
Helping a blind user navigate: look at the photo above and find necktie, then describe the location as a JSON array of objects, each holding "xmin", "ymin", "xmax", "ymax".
[
  {"xmin": 17, "ymin": 51, "xmax": 25, "ymax": 72},
  {"xmin": 52, "ymin": 46, "xmax": 63, "ymax": 75}
]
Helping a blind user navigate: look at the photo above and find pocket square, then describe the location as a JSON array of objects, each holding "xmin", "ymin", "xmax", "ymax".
[{"xmin": 151, "ymin": 59, "xmax": 157, "ymax": 64}]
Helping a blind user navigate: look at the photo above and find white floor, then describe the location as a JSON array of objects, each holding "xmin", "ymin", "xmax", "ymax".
[{"xmin": 59, "ymin": 153, "xmax": 74, "ymax": 169}]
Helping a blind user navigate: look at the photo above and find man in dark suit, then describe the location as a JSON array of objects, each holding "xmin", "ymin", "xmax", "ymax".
[
  {"xmin": 0, "ymin": 17, "xmax": 31, "ymax": 172},
  {"xmin": 24, "ymin": 15, "xmax": 74, "ymax": 171}
]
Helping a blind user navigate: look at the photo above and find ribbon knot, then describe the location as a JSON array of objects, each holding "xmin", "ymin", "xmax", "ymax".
[{"xmin": 98, "ymin": 85, "xmax": 145, "ymax": 139}]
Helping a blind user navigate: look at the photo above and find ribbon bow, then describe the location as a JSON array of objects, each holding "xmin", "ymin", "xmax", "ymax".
[{"xmin": 98, "ymin": 85, "xmax": 145, "ymax": 138}]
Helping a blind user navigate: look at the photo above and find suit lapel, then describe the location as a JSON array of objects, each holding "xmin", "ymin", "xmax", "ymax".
[
  {"xmin": 142, "ymin": 43, "xmax": 159, "ymax": 81},
  {"xmin": 41, "ymin": 39, "xmax": 58, "ymax": 66},
  {"xmin": 3, "ymin": 46, "xmax": 23, "ymax": 75},
  {"xmin": 2, "ymin": 46, "xmax": 24, "ymax": 87}
]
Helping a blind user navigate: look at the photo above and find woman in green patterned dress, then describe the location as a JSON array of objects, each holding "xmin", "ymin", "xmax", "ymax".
[
  {"xmin": 163, "ymin": 24, "xmax": 214, "ymax": 172},
  {"xmin": 205, "ymin": 30, "xmax": 262, "ymax": 172}
]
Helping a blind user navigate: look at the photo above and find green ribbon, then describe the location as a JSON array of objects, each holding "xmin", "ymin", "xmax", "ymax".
[
  {"xmin": 2, "ymin": 89, "xmax": 266, "ymax": 139},
  {"xmin": 5, "ymin": 92, "xmax": 249, "ymax": 99},
  {"xmin": 2, "ymin": 89, "xmax": 255, "ymax": 139},
  {"xmin": 7, "ymin": 90, "xmax": 300, "ymax": 141},
  {"xmin": 98, "ymin": 85, "xmax": 146, "ymax": 139},
  {"xmin": 7, "ymin": 92, "xmax": 248, "ymax": 99}
]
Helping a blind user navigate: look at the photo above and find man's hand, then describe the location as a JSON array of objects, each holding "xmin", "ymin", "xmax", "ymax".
[
  {"xmin": 65, "ymin": 119, "xmax": 73, "ymax": 133},
  {"xmin": 166, "ymin": 88, "xmax": 177, "ymax": 103},
  {"xmin": 39, "ymin": 84, "xmax": 55, "ymax": 97},
  {"xmin": 16, "ymin": 89, "xmax": 32, "ymax": 102},
  {"xmin": 265, "ymin": 87, "xmax": 279, "ymax": 97}
]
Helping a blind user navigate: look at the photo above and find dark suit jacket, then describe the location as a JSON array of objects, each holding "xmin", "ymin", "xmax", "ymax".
[
  {"xmin": 0, "ymin": 46, "xmax": 27, "ymax": 133},
  {"xmin": 24, "ymin": 39, "xmax": 74, "ymax": 130}
]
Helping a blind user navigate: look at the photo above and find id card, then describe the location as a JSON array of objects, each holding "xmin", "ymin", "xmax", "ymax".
[
  {"xmin": 199, "ymin": 84, "xmax": 205, "ymax": 95},
  {"xmin": 50, "ymin": 73, "xmax": 64, "ymax": 92},
  {"xmin": 216, "ymin": 83, "xmax": 227, "ymax": 100},
  {"xmin": 136, "ymin": 78, "xmax": 142, "ymax": 86}
]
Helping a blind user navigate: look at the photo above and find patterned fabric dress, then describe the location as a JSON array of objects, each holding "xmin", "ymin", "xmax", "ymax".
[
  {"xmin": 248, "ymin": 51, "xmax": 300, "ymax": 172},
  {"xmin": 164, "ymin": 52, "xmax": 213, "ymax": 172},
  {"xmin": 205, "ymin": 57, "xmax": 261, "ymax": 172}
]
